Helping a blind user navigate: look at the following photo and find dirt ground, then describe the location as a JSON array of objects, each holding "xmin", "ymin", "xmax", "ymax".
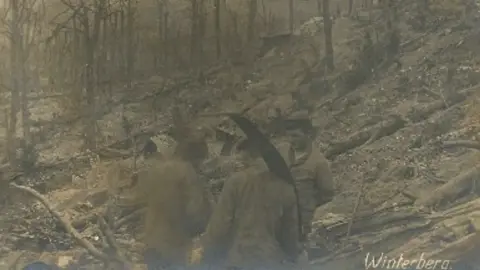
[{"xmin": 2, "ymin": 0, "xmax": 480, "ymax": 269}]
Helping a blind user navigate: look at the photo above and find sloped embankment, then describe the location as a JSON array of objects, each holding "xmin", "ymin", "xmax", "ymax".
[
  {"xmin": 2, "ymin": 1, "xmax": 480, "ymax": 268},
  {"xmin": 307, "ymin": 11, "xmax": 480, "ymax": 270}
]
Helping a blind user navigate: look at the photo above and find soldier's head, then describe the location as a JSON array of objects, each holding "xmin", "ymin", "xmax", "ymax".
[
  {"xmin": 287, "ymin": 129, "xmax": 313, "ymax": 153},
  {"xmin": 235, "ymin": 138, "xmax": 261, "ymax": 161},
  {"xmin": 283, "ymin": 110, "xmax": 315, "ymax": 152},
  {"xmin": 173, "ymin": 127, "xmax": 209, "ymax": 166},
  {"xmin": 234, "ymin": 138, "xmax": 261, "ymax": 166}
]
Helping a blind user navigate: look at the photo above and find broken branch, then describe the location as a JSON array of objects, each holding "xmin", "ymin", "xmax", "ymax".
[{"xmin": 9, "ymin": 183, "xmax": 111, "ymax": 262}]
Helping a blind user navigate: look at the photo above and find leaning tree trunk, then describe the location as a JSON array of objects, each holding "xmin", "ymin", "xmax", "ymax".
[
  {"xmin": 8, "ymin": 0, "xmax": 21, "ymax": 165},
  {"xmin": 348, "ymin": 0, "xmax": 354, "ymax": 15},
  {"xmin": 125, "ymin": 0, "xmax": 135, "ymax": 88},
  {"xmin": 190, "ymin": 0, "xmax": 200, "ymax": 66}
]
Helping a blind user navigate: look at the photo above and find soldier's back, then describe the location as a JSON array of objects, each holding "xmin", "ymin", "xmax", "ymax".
[
  {"xmin": 141, "ymin": 157, "xmax": 212, "ymax": 267},
  {"xmin": 203, "ymin": 165, "xmax": 299, "ymax": 269}
]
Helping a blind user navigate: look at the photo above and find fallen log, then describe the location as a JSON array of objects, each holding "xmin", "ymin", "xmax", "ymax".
[
  {"xmin": 326, "ymin": 209, "xmax": 423, "ymax": 237},
  {"xmin": 426, "ymin": 232, "xmax": 480, "ymax": 260},
  {"xmin": 364, "ymin": 115, "xmax": 407, "ymax": 145},
  {"xmin": 407, "ymin": 93, "xmax": 465, "ymax": 123},
  {"xmin": 384, "ymin": 199, "xmax": 480, "ymax": 261},
  {"xmin": 352, "ymin": 219, "xmax": 431, "ymax": 248},
  {"xmin": 428, "ymin": 197, "xmax": 480, "ymax": 221},
  {"xmin": 442, "ymin": 140, "xmax": 480, "ymax": 151},
  {"xmin": 414, "ymin": 165, "xmax": 480, "ymax": 209},
  {"xmin": 325, "ymin": 115, "xmax": 406, "ymax": 159}
]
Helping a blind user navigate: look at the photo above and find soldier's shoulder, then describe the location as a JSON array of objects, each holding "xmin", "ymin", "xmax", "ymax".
[
  {"xmin": 158, "ymin": 158, "xmax": 191, "ymax": 169},
  {"xmin": 228, "ymin": 169, "xmax": 252, "ymax": 183},
  {"xmin": 144, "ymin": 158, "xmax": 194, "ymax": 178},
  {"xmin": 224, "ymin": 168, "xmax": 263, "ymax": 187}
]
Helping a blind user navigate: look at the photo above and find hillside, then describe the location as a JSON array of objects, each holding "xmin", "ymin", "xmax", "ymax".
[{"xmin": 1, "ymin": 0, "xmax": 480, "ymax": 269}]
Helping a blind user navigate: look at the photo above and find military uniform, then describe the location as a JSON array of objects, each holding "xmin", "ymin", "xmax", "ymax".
[
  {"xmin": 201, "ymin": 164, "xmax": 300, "ymax": 270},
  {"xmin": 291, "ymin": 142, "xmax": 334, "ymax": 237},
  {"xmin": 139, "ymin": 136, "xmax": 213, "ymax": 270},
  {"xmin": 275, "ymin": 138, "xmax": 334, "ymax": 238}
]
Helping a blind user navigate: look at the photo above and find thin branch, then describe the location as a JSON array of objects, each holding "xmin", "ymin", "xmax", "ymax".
[
  {"xmin": 45, "ymin": 5, "xmax": 83, "ymax": 44},
  {"xmin": 9, "ymin": 183, "xmax": 111, "ymax": 262},
  {"xmin": 114, "ymin": 207, "xmax": 145, "ymax": 230},
  {"xmin": 98, "ymin": 217, "xmax": 124, "ymax": 259}
]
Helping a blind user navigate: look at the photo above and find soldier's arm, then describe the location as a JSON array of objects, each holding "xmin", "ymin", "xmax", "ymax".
[
  {"xmin": 184, "ymin": 165, "xmax": 213, "ymax": 237},
  {"xmin": 314, "ymin": 155, "xmax": 335, "ymax": 207},
  {"xmin": 201, "ymin": 176, "xmax": 238, "ymax": 264},
  {"xmin": 279, "ymin": 189, "xmax": 301, "ymax": 263}
]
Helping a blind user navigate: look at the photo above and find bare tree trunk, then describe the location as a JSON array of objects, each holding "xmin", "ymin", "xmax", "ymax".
[
  {"xmin": 110, "ymin": 13, "xmax": 119, "ymax": 76},
  {"xmin": 348, "ymin": 0, "xmax": 354, "ymax": 15},
  {"xmin": 119, "ymin": 7, "xmax": 126, "ymax": 76},
  {"xmin": 155, "ymin": 0, "xmax": 164, "ymax": 69},
  {"xmin": 102, "ymin": 13, "xmax": 112, "ymax": 96},
  {"xmin": 83, "ymin": 13, "xmax": 96, "ymax": 149},
  {"xmin": 317, "ymin": 0, "xmax": 323, "ymax": 15},
  {"xmin": 125, "ymin": 0, "xmax": 135, "ymax": 87},
  {"xmin": 260, "ymin": 0, "xmax": 268, "ymax": 30},
  {"xmin": 215, "ymin": 0, "xmax": 221, "ymax": 59},
  {"xmin": 198, "ymin": 0, "xmax": 206, "ymax": 63},
  {"xmin": 323, "ymin": 0, "xmax": 334, "ymax": 71},
  {"xmin": 20, "ymin": 4, "xmax": 33, "ymax": 147},
  {"xmin": 288, "ymin": 0, "xmax": 294, "ymax": 33},
  {"xmin": 190, "ymin": 0, "xmax": 199, "ymax": 66},
  {"xmin": 20, "ymin": 43, "xmax": 30, "ymax": 149},
  {"xmin": 8, "ymin": 0, "xmax": 20, "ymax": 165},
  {"xmin": 247, "ymin": 0, "xmax": 257, "ymax": 42},
  {"xmin": 80, "ymin": 0, "xmax": 104, "ymax": 150},
  {"xmin": 73, "ymin": 17, "xmax": 80, "ymax": 86},
  {"xmin": 163, "ymin": 3, "xmax": 169, "ymax": 65}
]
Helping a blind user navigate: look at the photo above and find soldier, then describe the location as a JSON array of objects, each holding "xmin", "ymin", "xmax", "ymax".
[
  {"xmin": 138, "ymin": 131, "xmax": 213, "ymax": 270},
  {"xmin": 200, "ymin": 140, "xmax": 300, "ymax": 270},
  {"xmin": 288, "ymin": 128, "xmax": 335, "ymax": 239}
]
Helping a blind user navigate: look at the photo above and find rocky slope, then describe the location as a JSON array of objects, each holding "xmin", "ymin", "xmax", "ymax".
[{"xmin": 2, "ymin": 0, "xmax": 480, "ymax": 268}]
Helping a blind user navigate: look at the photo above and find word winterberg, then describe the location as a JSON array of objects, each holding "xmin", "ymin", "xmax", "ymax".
[{"xmin": 365, "ymin": 253, "xmax": 452, "ymax": 270}]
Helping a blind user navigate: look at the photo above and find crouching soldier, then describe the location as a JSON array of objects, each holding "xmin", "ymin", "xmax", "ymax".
[
  {"xmin": 138, "ymin": 132, "xmax": 213, "ymax": 270},
  {"xmin": 200, "ymin": 142, "xmax": 300, "ymax": 270}
]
